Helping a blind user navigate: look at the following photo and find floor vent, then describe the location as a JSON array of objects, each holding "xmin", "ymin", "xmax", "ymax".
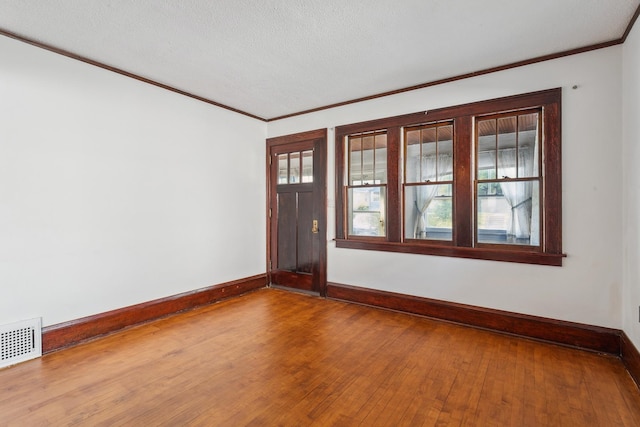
[{"xmin": 0, "ymin": 318, "xmax": 42, "ymax": 369}]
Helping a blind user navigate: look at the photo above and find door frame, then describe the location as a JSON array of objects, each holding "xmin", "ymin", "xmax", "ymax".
[{"xmin": 266, "ymin": 128, "xmax": 327, "ymax": 296}]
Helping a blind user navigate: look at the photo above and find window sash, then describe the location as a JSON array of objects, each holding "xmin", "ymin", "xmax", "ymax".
[
  {"xmin": 347, "ymin": 185, "xmax": 387, "ymax": 238},
  {"xmin": 474, "ymin": 178, "xmax": 541, "ymax": 248}
]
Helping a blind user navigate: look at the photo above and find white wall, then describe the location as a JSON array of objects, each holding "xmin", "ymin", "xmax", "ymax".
[
  {"xmin": 1, "ymin": 30, "xmax": 631, "ymax": 334},
  {"xmin": 0, "ymin": 36, "xmax": 267, "ymax": 327},
  {"xmin": 623, "ymin": 22, "xmax": 640, "ymax": 348},
  {"xmin": 269, "ymin": 47, "xmax": 624, "ymax": 329}
]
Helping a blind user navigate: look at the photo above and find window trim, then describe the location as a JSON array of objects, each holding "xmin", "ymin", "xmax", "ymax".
[{"xmin": 334, "ymin": 88, "xmax": 564, "ymax": 266}]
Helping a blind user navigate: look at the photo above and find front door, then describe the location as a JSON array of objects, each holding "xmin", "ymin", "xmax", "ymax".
[{"xmin": 267, "ymin": 129, "xmax": 327, "ymax": 295}]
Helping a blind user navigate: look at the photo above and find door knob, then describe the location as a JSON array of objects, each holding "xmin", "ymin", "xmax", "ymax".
[{"xmin": 312, "ymin": 220, "xmax": 319, "ymax": 233}]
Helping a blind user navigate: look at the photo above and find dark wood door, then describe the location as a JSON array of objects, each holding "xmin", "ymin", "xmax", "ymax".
[{"xmin": 267, "ymin": 129, "xmax": 327, "ymax": 295}]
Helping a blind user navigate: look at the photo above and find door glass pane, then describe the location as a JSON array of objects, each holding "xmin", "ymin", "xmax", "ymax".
[
  {"xmin": 348, "ymin": 186, "xmax": 386, "ymax": 237},
  {"xmin": 477, "ymin": 119, "xmax": 497, "ymax": 179},
  {"xmin": 518, "ymin": 113, "xmax": 539, "ymax": 178},
  {"xmin": 289, "ymin": 152, "xmax": 300, "ymax": 184},
  {"xmin": 278, "ymin": 154, "xmax": 288, "ymax": 184},
  {"xmin": 302, "ymin": 150, "xmax": 313, "ymax": 183},
  {"xmin": 477, "ymin": 179, "xmax": 540, "ymax": 246},
  {"xmin": 405, "ymin": 184, "xmax": 452, "ymax": 240}
]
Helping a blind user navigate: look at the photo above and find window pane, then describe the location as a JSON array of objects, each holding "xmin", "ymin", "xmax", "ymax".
[
  {"xmin": 278, "ymin": 154, "xmax": 288, "ymax": 184},
  {"xmin": 405, "ymin": 184, "xmax": 452, "ymax": 240},
  {"xmin": 477, "ymin": 179, "xmax": 540, "ymax": 246},
  {"xmin": 497, "ymin": 116, "xmax": 517, "ymax": 179},
  {"xmin": 348, "ymin": 186, "xmax": 386, "ymax": 237},
  {"xmin": 421, "ymin": 128, "xmax": 437, "ymax": 181},
  {"xmin": 361, "ymin": 135, "xmax": 375, "ymax": 184},
  {"xmin": 477, "ymin": 119, "xmax": 497, "ymax": 179},
  {"xmin": 405, "ymin": 130, "xmax": 421, "ymax": 183},
  {"xmin": 302, "ymin": 150, "xmax": 313, "ymax": 183},
  {"xmin": 405, "ymin": 124, "xmax": 453, "ymax": 184},
  {"xmin": 350, "ymin": 133, "xmax": 386, "ymax": 185},
  {"xmin": 374, "ymin": 134, "xmax": 387, "ymax": 183},
  {"xmin": 289, "ymin": 152, "xmax": 300, "ymax": 183},
  {"xmin": 438, "ymin": 126, "xmax": 453, "ymax": 181},
  {"xmin": 518, "ymin": 113, "xmax": 539, "ymax": 178},
  {"xmin": 438, "ymin": 124, "xmax": 453, "ymax": 143},
  {"xmin": 349, "ymin": 137, "xmax": 362, "ymax": 184}
]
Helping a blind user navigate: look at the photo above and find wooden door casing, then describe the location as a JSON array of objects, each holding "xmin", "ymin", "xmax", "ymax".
[{"xmin": 267, "ymin": 129, "xmax": 327, "ymax": 295}]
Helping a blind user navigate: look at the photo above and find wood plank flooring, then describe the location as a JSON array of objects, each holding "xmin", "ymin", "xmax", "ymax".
[{"xmin": 1, "ymin": 288, "xmax": 639, "ymax": 426}]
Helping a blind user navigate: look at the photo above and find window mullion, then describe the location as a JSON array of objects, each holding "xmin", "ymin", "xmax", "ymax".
[
  {"xmin": 454, "ymin": 116, "xmax": 473, "ymax": 247},
  {"xmin": 386, "ymin": 126, "xmax": 402, "ymax": 242}
]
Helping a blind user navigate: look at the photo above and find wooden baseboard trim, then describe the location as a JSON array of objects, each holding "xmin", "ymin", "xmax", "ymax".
[
  {"xmin": 327, "ymin": 282, "xmax": 620, "ymax": 355},
  {"xmin": 621, "ymin": 332, "xmax": 640, "ymax": 386},
  {"xmin": 42, "ymin": 274, "xmax": 267, "ymax": 354}
]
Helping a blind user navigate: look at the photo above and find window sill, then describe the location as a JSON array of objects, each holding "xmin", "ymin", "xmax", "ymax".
[{"xmin": 334, "ymin": 239, "xmax": 565, "ymax": 266}]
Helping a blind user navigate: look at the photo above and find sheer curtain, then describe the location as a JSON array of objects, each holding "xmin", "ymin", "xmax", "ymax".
[
  {"xmin": 497, "ymin": 148, "xmax": 534, "ymax": 241},
  {"xmin": 413, "ymin": 154, "xmax": 452, "ymax": 238}
]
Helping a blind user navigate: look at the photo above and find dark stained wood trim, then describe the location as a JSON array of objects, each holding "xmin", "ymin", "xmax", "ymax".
[
  {"xmin": 0, "ymin": 28, "xmax": 266, "ymax": 122},
  {"xmin": 334, "ymin": 111, "xmax": 429, "ymax": 241},
  {"xmin": 334, "ymin": 88, "xmax": 564, "ymax": 266},
  {"xmin": 5, "ymin": 10, "xmax": 635, "ymax": 125},
  {"xmin": 334, "ymin": 239, "xmax": 565, "ymax": 266},
  {"xmin": 621, "ymin": 332, "xmax": 640, "ymax": 387},
  {"xmin": 622, "ymin": 3, "xmax": 640, "ymax": 43},
  {"xmin": 266, "ymin": 128, "xmax": 328, "ymax": 146},
  {"xmin": 453, "ymin": 116, "xmax": 473, "ymax": 247},
  {"xmin": 271, "ymin": 270, "xmax": 313, "ymax": 292},
  {"xmin": 429, "ymin": 88, "xmax": 561, "ymax": 120},
  {"xmin": 266, "ymin": 129, "xmax": 328, "ymax": 296},
  {"xmin": 327, "ymin": 282, "xmax": 620, "ymax": 355},
  {"xmin": 543, "ymin": 97, "xmax": 563, "ymax": 254},
  {"xmin": 386, "ymin": 126, "xmax": 402, "ymax": 242},
  {"xmin": 314, "ymin": 131, "xmax": 329, "ymax": 296},
  {"xmin": 4, "ymin": 6, "xmax": 636, "ymax": 125},
  {"xmin": 269, "ymin": 41, "xmax": 620, "ymax": 122},
  {"xmin": 42, "ymin": 274, "xmax": 267, "ymax": 354},
  {"xmin": 335, "ymin": 131, "xmax": 347, "ymax": 240},
  {"xmin": 335, "ymin": 112, "xmax": 429, "ymax": 136}
]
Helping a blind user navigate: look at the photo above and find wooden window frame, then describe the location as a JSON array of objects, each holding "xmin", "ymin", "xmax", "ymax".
[
  {"xmin": 403, "ymin": 121, "xmax": 455, "ymax": 245},
  {"xmin": 335, "ymin": 88, "xmax": 564, "ymax": 266},
  {"xmin": 346, "ymin": 130, "xmax": 389, "ymax": 239}
]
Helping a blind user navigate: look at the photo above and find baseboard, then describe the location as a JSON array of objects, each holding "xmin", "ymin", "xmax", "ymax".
[
  {"xmin": 327, "ymin": 282, "xmax": 621, "ymax": 355},
  {"xmin": 41, "ymin": 276, "xmax": 639, "ymax": 379},
  {"xmin": 621, "ymin": 332, "xmax": 640, "ymax": 386},
  {"xmin": 42, "ymin": 274, "xmax": 267, "ymax": 354}
]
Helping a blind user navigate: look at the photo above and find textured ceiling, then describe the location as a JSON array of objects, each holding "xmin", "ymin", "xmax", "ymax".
[{"xmin": 1, "ymin": 0, "xmax": 639, "ymax": 120}]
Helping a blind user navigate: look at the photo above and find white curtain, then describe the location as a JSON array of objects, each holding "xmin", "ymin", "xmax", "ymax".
[
  {"xmin": 497, "ymin": 148, "xmax": 533, "ymax": 241},
  {"xmin": 413, "ymin": 154, "xmax": 452, "ymax": 238}
]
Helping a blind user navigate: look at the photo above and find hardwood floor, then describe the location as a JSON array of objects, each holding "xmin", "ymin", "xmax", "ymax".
[{"xmin": 1, "ymin": 288, "xmax": 639, "ymax": 426}]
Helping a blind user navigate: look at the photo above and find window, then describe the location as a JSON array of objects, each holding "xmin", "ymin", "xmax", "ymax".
[
  {"xmin": 335, "ymin": 89, "xmax": 564, "ymax": 265},
  {"xmin": 347, "ymin": 131, "xmax": 387, "ymax": 237},
  {"xmin": 475, "ymin": 110, "xmax": 541, "ymax": 247},
  {"xmin": 404, "ymin": 122, "xmax": 454, "ymax": 242}
]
